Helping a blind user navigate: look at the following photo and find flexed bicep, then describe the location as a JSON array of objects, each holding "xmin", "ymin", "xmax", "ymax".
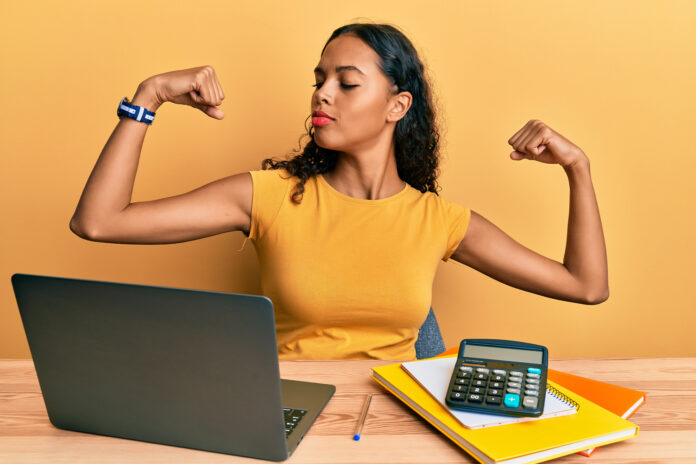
[{"xmin": 450, "ymin": 210, "xmax": 595, "ymax": 305}]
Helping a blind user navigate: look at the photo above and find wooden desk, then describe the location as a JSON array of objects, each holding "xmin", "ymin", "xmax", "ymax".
[{"xmin": 1, "ymin": 358, "xmax": 695, "ymax": 463}]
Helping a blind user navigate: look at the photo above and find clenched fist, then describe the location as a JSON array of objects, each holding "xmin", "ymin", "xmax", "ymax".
[
  {"xmin": 141, "ymin": 65, "xmax": 226, "ymax": 120},
  {"xmin": 508, "ymin": 120, "xmax": 587, "ymax": 168}
]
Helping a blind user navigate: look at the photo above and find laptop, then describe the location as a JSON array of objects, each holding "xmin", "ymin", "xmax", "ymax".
[{"xmin": 11, "ymin": 273, "xmax": 335, "ymax": 461}]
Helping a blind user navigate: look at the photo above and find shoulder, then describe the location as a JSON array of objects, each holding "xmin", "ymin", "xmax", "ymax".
[
  {"xmin": 413, "ymin": 188, "xmax": 468, "ymax": 214},
  {"xmin": 247, "ymin": 168, "xmax": 299, "ymax": 240},
  {"xmin": 249, "ymin": 167, "xmax": 298, "ymax": 192},
  {"xmin": 414, "ymin": 189, "xmax": 471, "ymax": 235},
  {"xmin": 249, "ymin": 167, "xmax": 293, "ymax": 182}
]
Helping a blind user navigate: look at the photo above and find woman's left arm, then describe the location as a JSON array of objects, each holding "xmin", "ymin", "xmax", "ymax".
[{"xmin": 451, "ymin": 120, "xmax": 609, "ymax": 305}]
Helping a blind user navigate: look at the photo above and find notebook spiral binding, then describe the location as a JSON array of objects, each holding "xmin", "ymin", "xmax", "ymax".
[{"xmin": 547, "ymin": 384, "xmax": 580, "ymax": 411}]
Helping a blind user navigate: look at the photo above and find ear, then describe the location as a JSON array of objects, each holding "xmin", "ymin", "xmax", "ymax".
[{"xmin": 387, "ymin": 90, "xmax": 413, "ymax": 123}]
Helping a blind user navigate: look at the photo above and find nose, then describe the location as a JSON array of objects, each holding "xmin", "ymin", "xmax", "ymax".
[{"xmin": 313, "ymin": 84, "xmax": 333, "ymax": 106}]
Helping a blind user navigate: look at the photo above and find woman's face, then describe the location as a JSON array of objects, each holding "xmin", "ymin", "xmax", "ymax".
[{"xmin": 311, "ymin": 34, "xmax": 410, "ymax": 154}]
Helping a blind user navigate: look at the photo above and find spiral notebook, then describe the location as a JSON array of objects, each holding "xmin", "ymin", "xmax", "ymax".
[{"xmin": 401, "ymin": 356, "xmax": 577, "ymax": 429}]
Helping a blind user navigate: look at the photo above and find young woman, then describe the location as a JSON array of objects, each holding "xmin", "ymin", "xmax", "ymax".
[{"xmin": 70, "ymin": 23, "xmax": 608, "ymax": 361}]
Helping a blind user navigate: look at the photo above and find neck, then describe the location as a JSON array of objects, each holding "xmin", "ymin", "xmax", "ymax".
[{"xmin": 323, "ymin": 150, "xmax": 405, "ymax": 200}]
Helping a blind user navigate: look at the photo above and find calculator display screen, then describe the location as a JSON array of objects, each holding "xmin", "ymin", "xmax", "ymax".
[{"xmin": 463, "ymin": 344, "xmax": 543, "ymax": 364}]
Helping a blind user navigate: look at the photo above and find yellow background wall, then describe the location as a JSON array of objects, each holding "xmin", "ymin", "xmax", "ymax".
[{"xmin": 2, "ymin": 1, "xmax": 694, "ymax": 358}]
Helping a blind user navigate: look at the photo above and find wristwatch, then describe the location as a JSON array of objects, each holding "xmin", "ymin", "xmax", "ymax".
[{"xmin": 117, "ymin": 97, "xmax": 156, "ymax": 124}]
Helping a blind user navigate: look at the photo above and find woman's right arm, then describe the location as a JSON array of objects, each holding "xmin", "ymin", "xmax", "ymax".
[{"xmin": 69, "ymin": 67, "xmax": 253, "ymax": 244}]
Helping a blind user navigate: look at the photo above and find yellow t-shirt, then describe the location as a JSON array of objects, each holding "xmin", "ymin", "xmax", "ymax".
[{"xmin": 246, "ymin": 168, "xmax": 471, "ymax": 360}]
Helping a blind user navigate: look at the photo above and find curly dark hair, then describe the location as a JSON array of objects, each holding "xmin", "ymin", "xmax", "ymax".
[{"xmin": 261, "ymin": 21, "xmax": 444, "ymax": 204}]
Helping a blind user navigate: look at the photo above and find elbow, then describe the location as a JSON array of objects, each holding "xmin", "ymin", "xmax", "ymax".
[
  {"xmin": 69, "ymin": 216, "xmax": 85, "ymax": 238},
  {"xmin": 69, "ymin": 216, "xmax": 98, "ymax": 241},
  {"xmin": 584, "ymin": 286, "xmax": 610, "ymax": 305}
]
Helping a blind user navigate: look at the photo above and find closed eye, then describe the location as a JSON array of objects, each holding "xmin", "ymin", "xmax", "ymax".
[{"xmin": 312, "ymin": 83, "xmax": 358, "ymax": 90}]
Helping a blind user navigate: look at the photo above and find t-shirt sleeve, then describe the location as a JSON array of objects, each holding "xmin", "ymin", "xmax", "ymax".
[
  {"xmin": 248, "ymin": 169, "xmax": 291, "ymax": 241},
  {"xmin": 441, "ymin": 199, "xmax": 472, "ymax": 262}
]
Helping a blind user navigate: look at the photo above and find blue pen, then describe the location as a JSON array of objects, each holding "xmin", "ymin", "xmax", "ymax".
[{"xmin": 353, "ymin": 393, "xmax": 373, "ymax": 441}]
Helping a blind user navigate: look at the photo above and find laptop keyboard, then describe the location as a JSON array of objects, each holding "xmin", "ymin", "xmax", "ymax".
[{"xmin": 283, "ymin": 407, "xmax": 307, "ymax": 437}]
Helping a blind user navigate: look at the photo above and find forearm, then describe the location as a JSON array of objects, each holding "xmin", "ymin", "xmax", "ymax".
[
  {"xmin": 70, "ymin": 82, "xmax": 162, "ymax": 236},
  {"xmin": 562, "ymin": 157, "xmax": 609, "ymax": 302}
]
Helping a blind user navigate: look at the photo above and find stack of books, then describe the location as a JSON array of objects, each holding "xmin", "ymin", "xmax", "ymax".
[{"xmin": 372, "ymin": 351, "xmax": 645, "ymax": 464}]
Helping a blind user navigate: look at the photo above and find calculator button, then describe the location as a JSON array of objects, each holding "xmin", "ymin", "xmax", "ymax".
[
  {"xmin": 527, "ymin": 373, "xmax": 541, "ymax": 379},
  {"xmin": 490, "ymin": 382, "xmax": 503, "ymax": 389},
  {"xmin": 487, "ymin": 389, "xmax": 501, "ymax": 396},
  {"xmin": 527, "ymin": 367, "xmax": 542, "ymax": 375},
  {"xmin": 474, "ymin": 380, "xmax": 488, "ymax": 387},
  {"xmin": 468, "ymin": 393, "xmax": 483, "ymax": 403},
  {"xmin": 476, "ymin": 368, "xmax": 490, "ymax": 374},
  {"xmin": 454, "ymin": 378, "xmax": 469, "ymax": 385},
  {"xmin": 525, "ymin": 390, "xmax": 539, "ymax": 397},
  {"xmin": 450, "ymin": 392, "xmax": 466, "ymax": 401},
  {"xmin": 492, "ymin": 375, "xmax": 505, "ymax": 382},
  {"xmin": 509, "ymin": 371, "xmax": 523, "ymax": 377},
  {"xmin": 459, "ymin": 366, "xmax": 474, "ymax": 372},
  {"xmin": 525, "ymin": 384, "xmax": 540, "ymax": 391},
  {"xmin": 523, "ymin": 396, "xmax": 539, "ymax": 409},
  {"xmin": 474, "ymin": 373, "xmax": 488, "ymax": 380},
  {"xmin": 471, "ymin": 387, "xmax": 485, "ymax": 395},
  {"xmin": 492, "ymin": 369, "xmax": 507, "ymax": 376},
  {"xmin": 457, "ymin": 370, "xmax": 471, "ymax": 378},
  {"xmin": 526, "ymin": 378, "xmax": 540, "ymax": 385},
  {"xmin": 507, "ymin": 381, "xmax": 522, "ymax": 389},
  {"xmin": 503, "ymin": 394, "xmax": 520, "ymax": 408},
  {"xmin": 506, "ymin": 388, "xmax": 521, "ymax": 395},
  {"xmin": 452, "ymin": 385, "xmax": 467, "ymax": 392},
  {"xmin": 486, "ymin": 395, "xmax": 502, "ymax": 405}
]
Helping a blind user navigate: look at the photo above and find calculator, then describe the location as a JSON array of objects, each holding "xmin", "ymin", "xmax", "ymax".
[{"xmin": 445, "ymin": 339, "xmax": 548, "ymax": 417}]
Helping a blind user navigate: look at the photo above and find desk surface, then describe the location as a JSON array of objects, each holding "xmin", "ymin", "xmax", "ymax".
[{"xmin": 1, "ymin": 357, "xmax": 695, "ymax": 463}]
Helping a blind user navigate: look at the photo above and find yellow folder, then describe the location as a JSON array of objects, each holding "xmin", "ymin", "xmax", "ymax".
[{"xmin": 372, "ymin": 361, "xmax": 638, "ymax": 464}]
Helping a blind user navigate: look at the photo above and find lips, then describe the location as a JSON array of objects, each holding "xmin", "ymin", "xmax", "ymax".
[
  {"xmin": 312, "ymin": 116, "xmax": 333, "ymax": 127},
  {"xmin": 313, "ymin": 110, "xmax": 334, "ymax": 119},
  {"xmin": 312, "ymin": 110, "xmax": 334, "ymax": 127}
]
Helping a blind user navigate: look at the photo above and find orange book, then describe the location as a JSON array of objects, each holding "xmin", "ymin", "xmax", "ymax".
[
  {"xmin": 437, "ymin": 347, "xmax": 646, "ymax": 457},
  {"xmin": 546, "ymin": 368, "xmax": 645, "ymax": 456}
]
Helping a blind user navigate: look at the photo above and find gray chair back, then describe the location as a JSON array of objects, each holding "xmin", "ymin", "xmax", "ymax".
[{"xmin": 415, "ymin": 307, "xmax": 445, "ymax": 359}]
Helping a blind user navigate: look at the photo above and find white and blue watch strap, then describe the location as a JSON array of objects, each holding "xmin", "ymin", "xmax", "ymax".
[{"xmin": 117, "ymin": 97, "xmax": 156, "ymax": 124}]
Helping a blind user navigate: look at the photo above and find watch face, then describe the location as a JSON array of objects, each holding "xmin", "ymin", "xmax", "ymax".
[{"xmin": 117, "ymin": 99, "xmax": 127, "ymax": 117}]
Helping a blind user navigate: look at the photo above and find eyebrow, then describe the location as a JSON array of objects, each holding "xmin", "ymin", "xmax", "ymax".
[{"xmin": 313, "ymin": 65, "xmax": 366, "ymax": 76}]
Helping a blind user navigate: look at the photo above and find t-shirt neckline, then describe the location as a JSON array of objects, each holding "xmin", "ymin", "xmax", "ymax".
[{"xmin": 317, "ymin": 173, "xmax": 410, "ymax": 205}]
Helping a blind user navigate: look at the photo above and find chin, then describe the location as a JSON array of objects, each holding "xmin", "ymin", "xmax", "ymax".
[{"xmin": 313, "ymin": 133, "xmax": 340, "ymax": 151}]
